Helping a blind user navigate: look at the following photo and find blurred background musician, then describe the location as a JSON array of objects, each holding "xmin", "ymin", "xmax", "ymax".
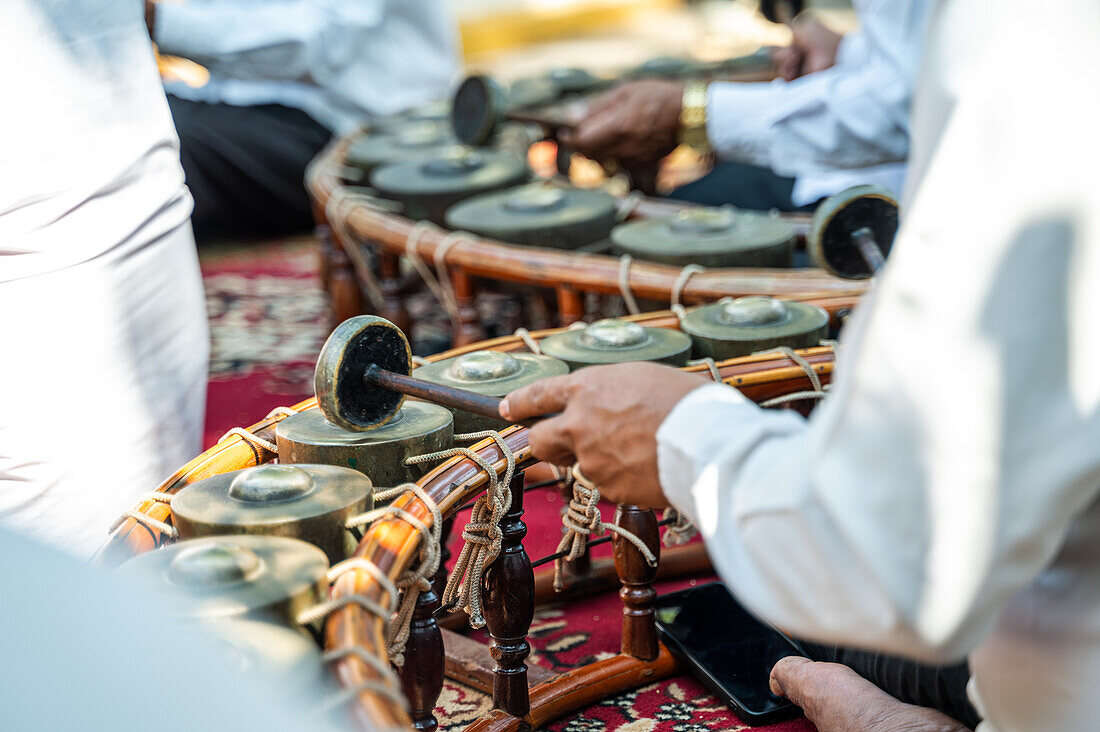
[
  {"xmin": 1, "ymin": 0, "xmax": 207, "ymax": 559},
  {"xmin": 561, "ymin": 0, "xmax": 934, "ymax": 211},
  {"xmin": 145, "ymin": 0, "xmax": 460, "ymax": 241}
]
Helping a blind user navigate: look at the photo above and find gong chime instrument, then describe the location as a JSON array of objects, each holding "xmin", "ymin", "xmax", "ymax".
[{"xmin": 101, "ymin": 307, "xmax": 848, "ymax": 732}]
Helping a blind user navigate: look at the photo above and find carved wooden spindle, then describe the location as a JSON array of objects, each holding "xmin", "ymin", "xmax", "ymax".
[
  {"xmin": 326, "ymin": 231, "xmax": 366, "ymax": 326},
  {"xmin": 451, "ymin": 268, "xmax": 486, "ymax": 347},
  {"xmin": 317, "ymin": 223, "xmax": 334, "ymax": 294},
  {"xmin": 482, "ymin": 471, "xmax": 534, "ymax": 717},
  {"xmin": 377, "ymin": 250, "xmax": 412, "ymax": 334},
  {"xmin": 613, "ymin": 504, "xmax": 660, "ymax": 661},
  {"xmin": 556, "ymin": 285, "xmax": 585, "ymax": 326},
  {"xmin": 399, "ymin": 584, "xmax": 445, "ymax": 732}
]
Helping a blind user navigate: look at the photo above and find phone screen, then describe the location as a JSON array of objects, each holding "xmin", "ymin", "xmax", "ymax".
[{"xmin": 654, "ymin": 582, "xmax": 803, "ymax": 725}]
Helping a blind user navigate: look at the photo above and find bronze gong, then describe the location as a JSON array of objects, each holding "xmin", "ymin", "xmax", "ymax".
[
  {"xmin": 444, "ymin": 183, "xmax": 618, "ymax": 250},
  {"xmin": 370, "ymin": 147, "xmax": 530, "ymax": 226},
  {"xmin": 412, "ymin": 350, "xmax": 569, "ymax": 432},
  {"xmin": 680, "ymin": 296, "xmax": 830, "ymax": 360},
  {"xmin": 117, "ymin": 535, "xmax": 328, "ymax": 628},
  {"xmin": 538, "ymin": 319, "xmax": 693, "ymax": 370},
  {"xmin": 276, "ymin": 403, "xmax": 453, "ymax": 490},
  {"xmin": 170, "ymin": 464, "xmax": 372, "ymax": 563},
  {"xmin": 611, "ymin": 207, "xmax": 797, "ymax": 268}
]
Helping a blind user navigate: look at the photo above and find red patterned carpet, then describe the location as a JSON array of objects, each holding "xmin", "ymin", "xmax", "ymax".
[{"xmin": 198, "ymin": 237, "xmax": 813, "ymax": 731}]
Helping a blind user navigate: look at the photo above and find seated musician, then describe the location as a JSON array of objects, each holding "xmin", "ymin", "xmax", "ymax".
[
  {"xmin": 561, "ymin": 0, "xmax": 932, "ymax": 211},
  {"xmin": 500, "ymin": 0, "xmax": 1100, "ymax": 728},
  {"xmin": 143, "ymin": 0, "xmax": 459, "ymax": 241}
]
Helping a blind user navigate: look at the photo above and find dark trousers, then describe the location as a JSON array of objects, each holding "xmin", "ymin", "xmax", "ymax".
[
  {"xmin": 670, "ymin": 160, "xmax": 818, "ymax": 212},
  {"xmin": 167, "ymin": 95, "xmax": 333, "ymax": 242},
  {"xmin": 798, "ymin": 640, "xmax": 981, "ymax": 729}
]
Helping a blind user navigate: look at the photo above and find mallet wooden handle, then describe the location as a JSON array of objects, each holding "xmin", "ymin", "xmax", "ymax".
[{"xmin": 364, "ymin": 365, "xmax": 555, "ymax": 429}]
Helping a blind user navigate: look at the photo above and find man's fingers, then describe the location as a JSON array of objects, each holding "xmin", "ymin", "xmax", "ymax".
[
  {"xmin": 769, "ymin": 655, "xmax": 815, "ymax": 700},
  {"xmin": 526, "ymin": 417, "xmax": 576, "ymax": 466},
  {"xmin": 499, "ymin": 374, "xmax": 574, "ymax": 422},
  {"xmin": 565, "ymin": 108, "xmax": 622, "ymax": 155}
]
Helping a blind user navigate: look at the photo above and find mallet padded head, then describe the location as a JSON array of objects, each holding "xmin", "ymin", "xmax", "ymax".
[
  {"xmin": 809, "ymin": 185, "xmax": 900, "ymax": 279},
  {"xmin": 315, "ymin": 315, "xmax": 412, "ymax": 432},
  {"xmin": 452, "ymin": 74, "xmax": 504, "ymax": 147}
]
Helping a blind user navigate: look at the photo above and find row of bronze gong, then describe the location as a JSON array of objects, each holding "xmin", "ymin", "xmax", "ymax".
[{"xmin": 106, "ymin": 41, "xmax": 899, "ymax": 732}]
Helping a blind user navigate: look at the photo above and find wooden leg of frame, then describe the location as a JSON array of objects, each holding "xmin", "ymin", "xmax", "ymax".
[
  {"xmin": 326, "ymin": 228, "xmax": 366, "ymax": 326},
  {"xmin": 452, "ymin": 268, "xmax": 486, "ymax": 347},
  {"xmin": 483, "ymin": 471, "xmax": 534, "ymax": 717},
  {"xmin": 613, "ymin": 505, "xmax": 660, "ymax": 661},
  {"xmin": 555, "ymin": 285, "xmax": 584, "ymax": 326},
  {"xmin": 378, "ymin": 250, "xmax": 412, "ymax": 335},
  {"xmin": 400, "ymin": 586, "xmax": 445, "ymax": 732}
]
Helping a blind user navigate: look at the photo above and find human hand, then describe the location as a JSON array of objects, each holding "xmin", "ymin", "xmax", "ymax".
[
  {"xmin": 499, "ymin": 362, "xmax": 709, "ymax": 508},
  {"xmin": 558, "ymin": 80, "xmax": 685, "ymax": 167},
  {"xmin": 771, "ymin": 13, "xmax": 844, "ymax": 81}
]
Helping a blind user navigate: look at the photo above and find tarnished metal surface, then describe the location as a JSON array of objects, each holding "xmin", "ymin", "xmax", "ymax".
[
  {"xmin": 611, "ymin": 207, "xmax": 797, "ymax": 267},
  {"xmin": 371, "ymin": 147, "xmax": 530, "ymax": 225},
  {"xmin": 345, "ymin": 120, "xmax": 457, "ymax": 178},
  {"xmin": 171, "ymin": 464, "xmax": 373, "ymax": 563},
  {"xmin": 681, "ymin": 296, "xmax": 829, "ymax": 359},
  {"xmin": 444, "ymin": 183, "xmax": 618, "ymax": 249},
  {"xmin": 413, "ymin": 350, "xmax": 569, "ymax": 431},
  {"xmin": 118, "ymin": 535, "xmax": 328, "ymax": 627},
  {"xmin": 277, "ymin": 404, "xmax": 453, "ymax": 490},
  {"xmin": 539, "ymin": 319, "xmax": 692, "ymax": 370}
]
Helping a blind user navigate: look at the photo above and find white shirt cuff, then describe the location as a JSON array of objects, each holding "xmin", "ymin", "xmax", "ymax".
[
  {"xmin": 705, "ymin": 80, "xmax": 786, "ymax": 165},
  {"xmin": 656, "ymin": 382, "xmax": 751, "ymax": 524}
]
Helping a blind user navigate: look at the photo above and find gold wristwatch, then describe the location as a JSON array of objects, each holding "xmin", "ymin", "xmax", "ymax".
[{"xmin": 679, "ymin": 81, "xmax": 711, "ymax": 152}]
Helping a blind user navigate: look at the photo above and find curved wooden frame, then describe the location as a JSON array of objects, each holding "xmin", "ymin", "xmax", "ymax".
[{"xmin": 305, "ymin": 133, "xmax": 867, "ymax": 340}]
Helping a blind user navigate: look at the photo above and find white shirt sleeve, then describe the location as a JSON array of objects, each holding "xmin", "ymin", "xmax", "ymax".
[
  {"xmin": 658, "ymin": 0, "xmax": 1100, "ymax": 664},
  {"xmin": 705, "ymin": 0, "xmax": 932, "ymax": 177},
  {"xmin": 154, "ymin": 0, "xmax": 385, "ymax": 82}
]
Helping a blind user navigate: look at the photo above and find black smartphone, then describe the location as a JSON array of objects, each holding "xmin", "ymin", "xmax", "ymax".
[{"xmin": 654, "ymin": 582, "xmax": 805, "ymax": 726}]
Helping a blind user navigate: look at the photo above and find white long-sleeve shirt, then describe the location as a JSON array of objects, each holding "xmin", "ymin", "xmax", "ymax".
[
  {"xmin": 659, "ymin": 1, "xmax": 1100, "ymax": 729},
  {"xmin": 706, "ymin": 0, "xmax": 933, "ymax": 206},
  {"xmin": 155, "ymin": 0, "xmax": 460, "ymax": 134}
]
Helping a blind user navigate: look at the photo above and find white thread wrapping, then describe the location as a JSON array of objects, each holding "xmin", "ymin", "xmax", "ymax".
[
  {"xmin": 617, "ymin": 254, "xmax": 641, "ymax": 315},
  {"xmin": 513, "ymin": 327, "xmax": 542, "ymax": 355}
]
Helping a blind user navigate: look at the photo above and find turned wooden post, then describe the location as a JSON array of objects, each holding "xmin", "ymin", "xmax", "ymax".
[
  {"xmin": 556, "ymin": 285, "xmax": 585, "ymax": 326},
  {"xmin": 317, "ymin": 223, "xmax": 334, "ymax": 294},
  {"xmin": 324, "ymin": 227, "xmax": 366, "ymax": 326},
  {"xmin": 451, "ymin": 268, "xmax": 486, "ymax": 347},
  {"xmin": 613, "ymin": 505, "xmax": 660, "ymax": 661},
  {"xmin": 377, "ymin": 250, "xmax": 412, "ymax": 334},
  {"xmin": 482, "ymin": 471, "xmax": 534, "ymax": 717},
  {"xmin": 399, "ymin": 585, "xmax": 445, "ymax": 732}
]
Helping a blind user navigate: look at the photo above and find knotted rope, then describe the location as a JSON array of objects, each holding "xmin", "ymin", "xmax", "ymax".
[
  {"xmin": 660, "ymin": 508, "xmax": 697, "ymax": 546},
  {"xmin": 219, "ymin": 427, "xmax": 279, "ymax": 456},
  {"xmin": 753, "ymin": 346, "xmax": 830, "ymax": 408},
  {"xmin": 324, "ymin": 186, "xmax": 393, "ymax": 312},
  {"xmin": 513, "ymin": 327, "xmax": 542, "ymax": 355},
  {"xmin": 332, "ymin": 483, "xmax": 442, "ymax": 666},
  {"xmin": 617, "ymin": 254, "xmax": 641, "ymax": 315},
  {"xmin": 616, "ymin": 191, "xmax": 645, "ymax": 221},
  {"xmin": 670, "ymin": 263, "xmax": 706, "ymax": 324},
  {"xmin": 405, "ymin": 431, "xmax": 516, "ymax": 629},
  {"xmin": 687, "ymin": 356, "xmax": 723, "ymax": 384},
  {"xmin": 109, "ymin": 492, "xmax": 177, "ymax": 538},
  {"xmin": 554, "ymin": 464, "xmax": 657, "ymax": 592}
]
